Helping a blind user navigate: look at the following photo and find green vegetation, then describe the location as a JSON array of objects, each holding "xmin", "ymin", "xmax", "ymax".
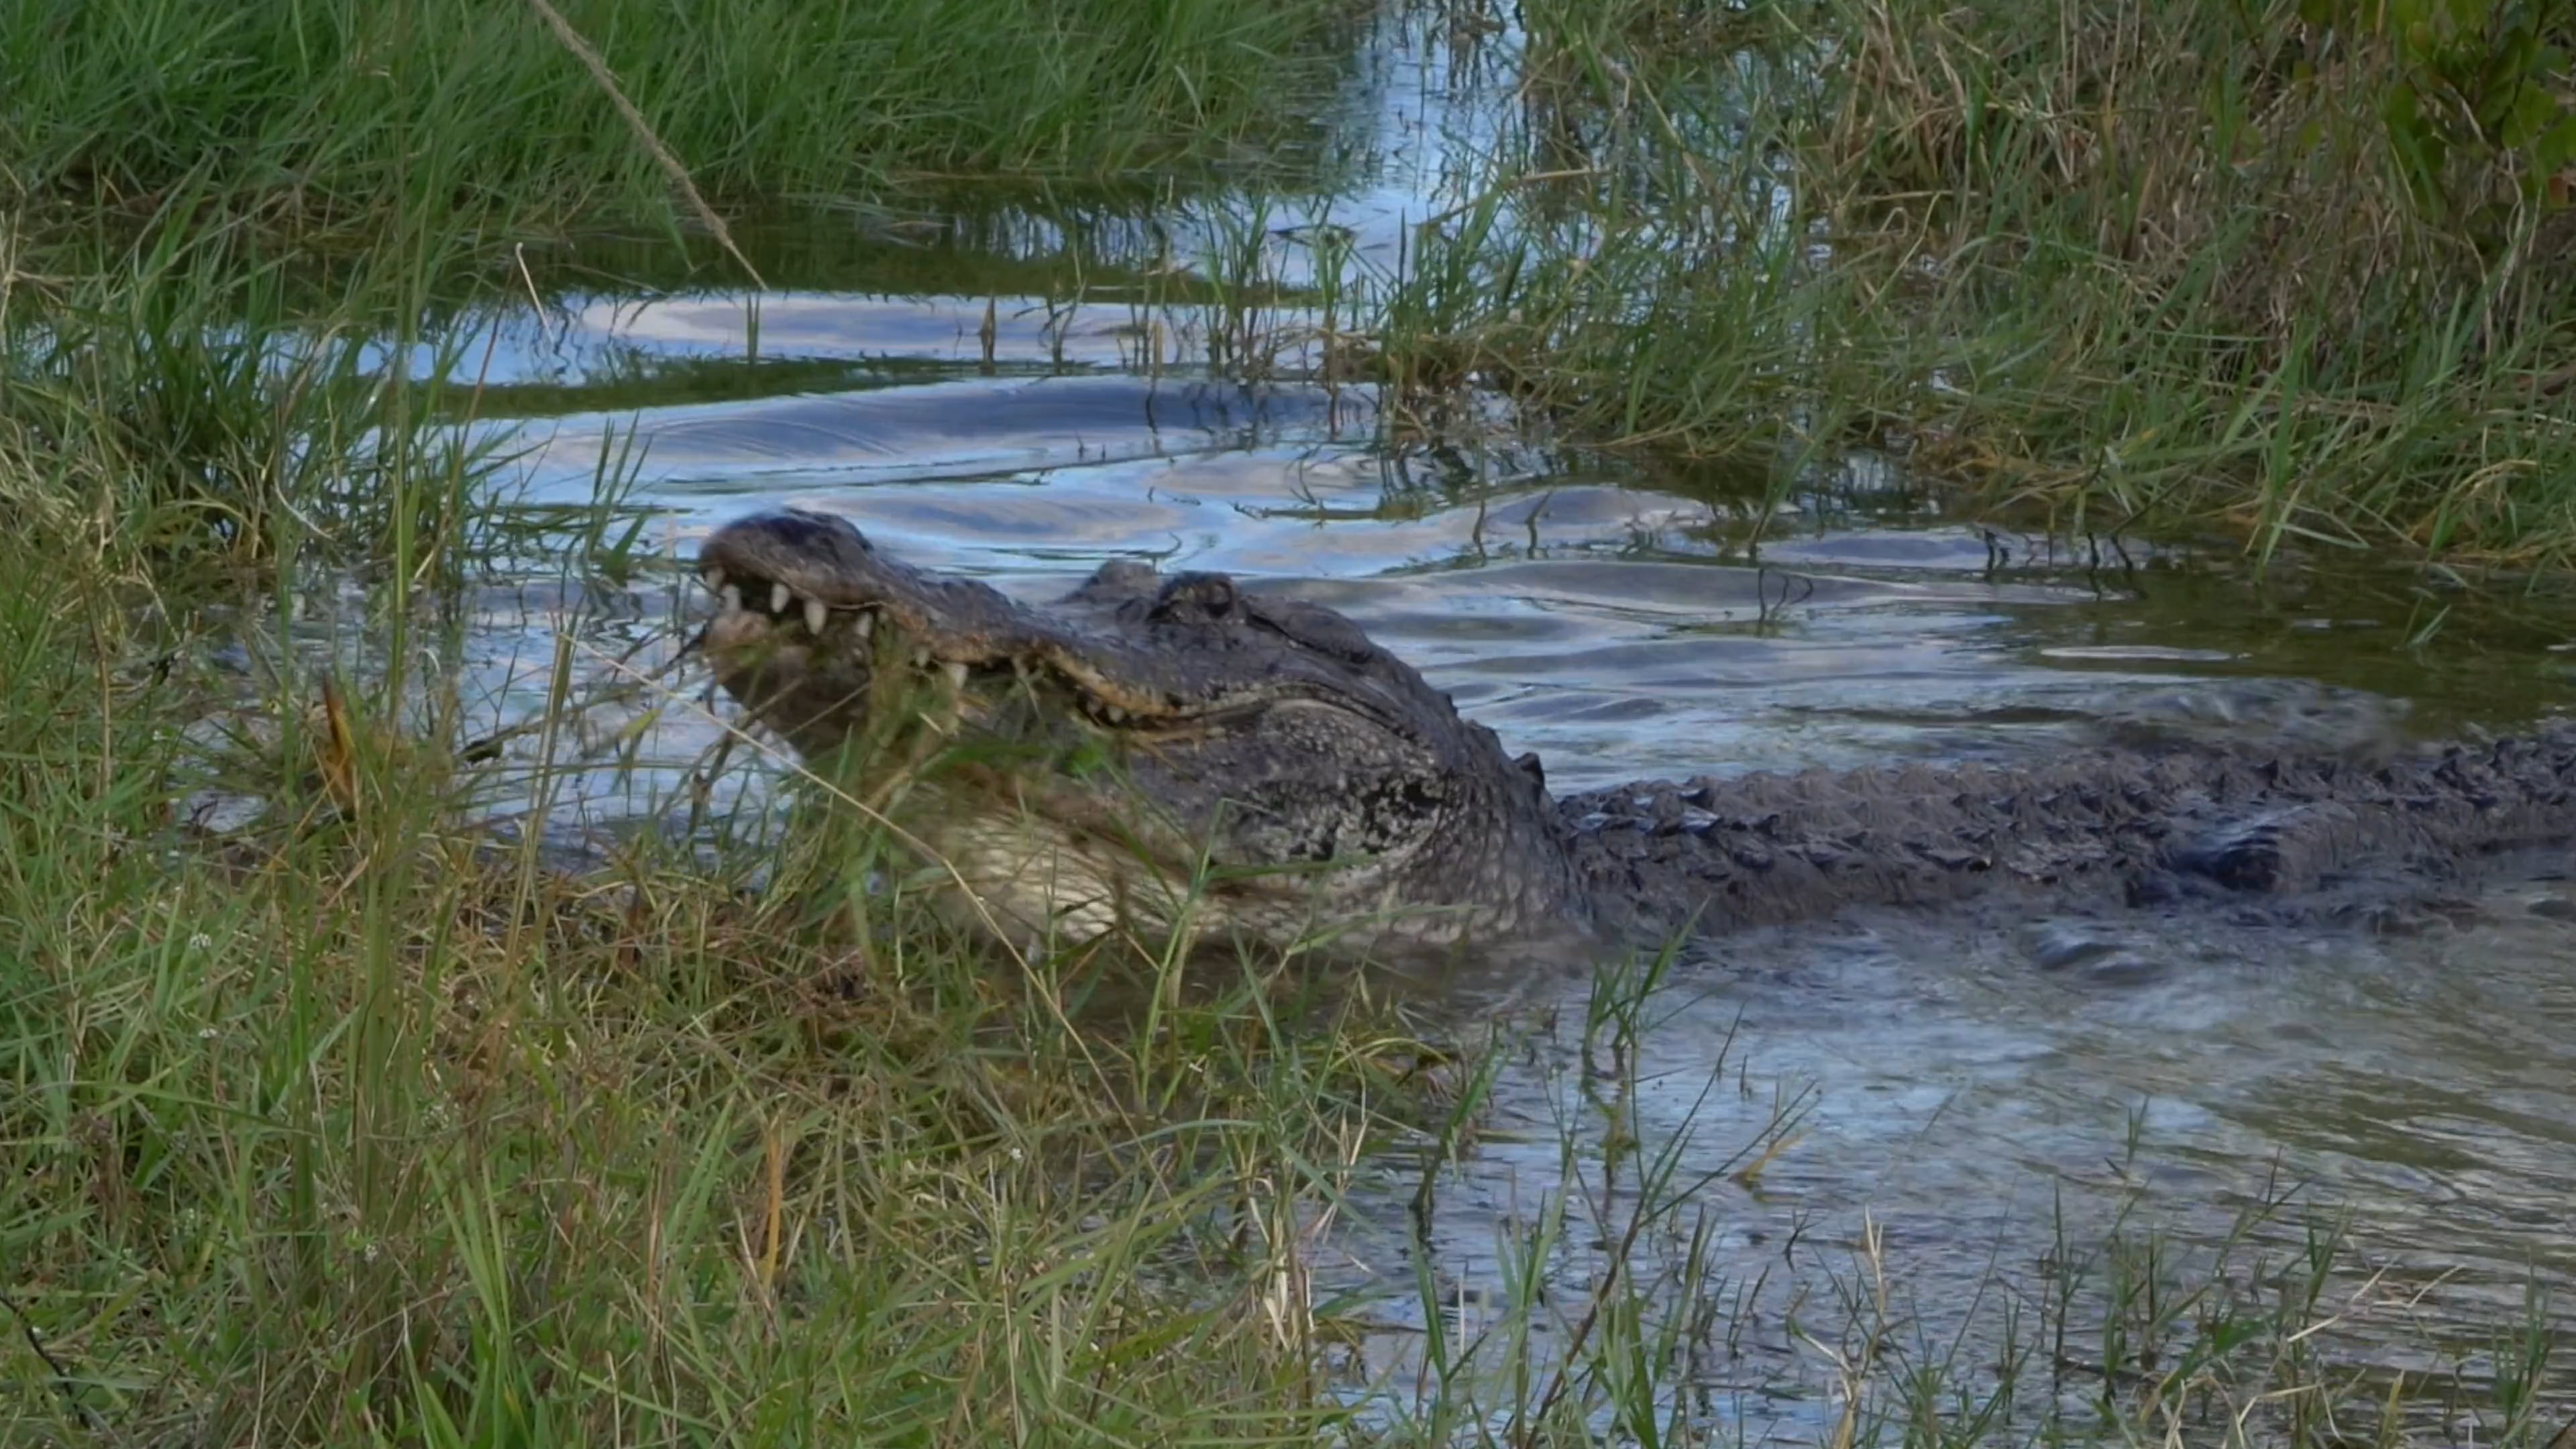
[
  {"xmin": 2, "ymin": 0, "xmax": 1362, "ymax": 248},
  {"xmin": 1340, "ymin": 0, "xmax": 2576, "ymax": 567},
  {"xmin": 5, "ymin": 0, "xmax": 2575, "ymax": 1442},
  {"xmin": 0, "ymin": 550, "xmax": 1408, "ymax": 1440}
]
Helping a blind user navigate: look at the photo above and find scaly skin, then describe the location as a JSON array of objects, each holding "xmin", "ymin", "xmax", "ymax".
[{"xmin": 696, "ymin": 510, "xmax": 2576, "ymax": 957}]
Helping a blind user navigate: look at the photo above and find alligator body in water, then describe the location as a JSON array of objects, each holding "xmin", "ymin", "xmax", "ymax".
[{"xmin": 696, "ymin": 509, "xmax": 2576, "ymax": 958}]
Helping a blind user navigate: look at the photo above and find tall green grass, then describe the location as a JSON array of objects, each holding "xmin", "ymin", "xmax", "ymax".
[
  {"xmin": 1809, "ymin": 0, "xmax": 2576, "ymax": 566},
  {"xmin": 0, "ymin": 453, "xmax": 1425, "ymax": 1440},
  {"xmin": 1339, "ymin": 0, "xmax": 2576, "ymax": 567},
  {"xmin": 3, "ymin": 0, "xmax": 1364, "ymax": 246}
]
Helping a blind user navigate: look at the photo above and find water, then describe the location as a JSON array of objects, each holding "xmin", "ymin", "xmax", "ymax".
[{"xmin": 288, "ymin": 5, "xmax": 2576, "ymax": 1437}]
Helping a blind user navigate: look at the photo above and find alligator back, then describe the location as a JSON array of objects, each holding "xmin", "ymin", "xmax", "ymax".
[{"xmin": 1557, "ymin": 722, "xmax": 2576, "ymax": 938}]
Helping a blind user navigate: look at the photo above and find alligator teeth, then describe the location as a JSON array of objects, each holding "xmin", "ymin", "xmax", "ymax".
[
  {"xmin": 702, "ymin": 566, "xmax": 726, "ymax": 591},
  {"xmin": 940, "ymin": 661, "xmax": 968, "ymax": 690},
  {"xmin": 853, "ymin": 611, "xmax": 875, "ymax": 640},
  {"xmin": 803, "ymin": 596, "xmax": 828, "ymax": 635},
  {"xmin": 769, "ymin": 582, "xmax": 792, "ymax": 615},
  {"xmin": 721, "ymin": 583, "xmax": 744, "ymax": 613},
  {"xmin": 912, "ymin": 648, "xmax": 931, "ymax": 667},
  {"xmin": 1101, "ymin": 705, "xmax": 1127, "ymax": 724}
]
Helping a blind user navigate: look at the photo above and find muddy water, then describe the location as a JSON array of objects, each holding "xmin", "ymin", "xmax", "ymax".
[{"xmin": 396, "ymin": 9, "xmax": 2576, "ymax": 1438}]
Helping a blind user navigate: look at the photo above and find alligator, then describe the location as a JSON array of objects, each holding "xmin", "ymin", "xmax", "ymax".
[{"xmin": 696, "ymin": 508, "xmax": 2576, "ymax": 960}]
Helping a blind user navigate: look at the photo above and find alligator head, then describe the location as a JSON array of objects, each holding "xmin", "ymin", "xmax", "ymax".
[{"xmin": 696, "ymin": 510, "xmax": 1584, "ymax": 956}]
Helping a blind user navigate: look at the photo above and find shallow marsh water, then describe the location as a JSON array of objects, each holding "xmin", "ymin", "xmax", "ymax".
[{"xmin": 293, "ymin": 9, "xmax": 2576, "ymax": 1440}]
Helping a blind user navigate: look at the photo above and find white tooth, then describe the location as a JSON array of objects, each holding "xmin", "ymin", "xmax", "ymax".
[
  {"xmin": 912, "ymin": 648, "xmax": 931, "ymax": 667},
  {"xmin": 804, "ymin": 597, "xmax": 828, "ymax": 635},
  {"xmin": 941, "ymin": 661, "xmax": 967, "ymax": 690},
  {"xmin": 769, "ymin": 582, "xmax": 792, "ymax": 614},
  {"xmin": 1102, "ymin": 705, "xmax": 1126, "ymax": 724},
  {"xmin": 721, "ymin": 583, "xmax": 744, "ymax": 612},
  {"xmin": 853, "ymin": 612, "xmax": 875, "ymax": 640},
  {"xmin": 702, "ymin": 566, "xmax": 726, "ymax": 590}
]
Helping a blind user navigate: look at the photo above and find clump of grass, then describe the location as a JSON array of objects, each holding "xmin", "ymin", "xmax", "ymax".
[
  {"xmin": 1316, "ymin": 0, "xmax": 1869, "ymax": 479},
  {"xmin": 1, "ymin": 200, "xmax": 498, "ymax": 589},
  {"xmin": 1346, "ymin": 0, "xmax": 2576, "ymax": 568},
  {"xmin": 1809, "ymin": 0, "xmax": 2576, "ymax": 565}
]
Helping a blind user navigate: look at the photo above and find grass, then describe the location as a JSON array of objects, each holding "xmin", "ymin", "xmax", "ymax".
[
  {"xmin": 1302, "ymin": 0, "xmax": 2576, "ymax": 569},
  {"xmin": 5, "ymin": 0, "xmax": 2576, "ymax": 1442},
  {"xmin": 0, "ymin": 379, "xmax": 1438, "ymax": 1440},
  {"xmin": 2, "ymin": 0, "xmax": 1367, "ymax": 262},
  {"xmin": 1803, "ymin": 0, "xmax": 2576, "ymax": 566}
]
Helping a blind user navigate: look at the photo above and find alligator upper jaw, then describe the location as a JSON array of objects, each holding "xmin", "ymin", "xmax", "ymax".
[
  {"xmin": 694, "ymin": 508, "xmax": 1435, "ymax": 757},
  {"xmin": 698, "ymin": 511, "xmax": 1222, "ymax": 749}
]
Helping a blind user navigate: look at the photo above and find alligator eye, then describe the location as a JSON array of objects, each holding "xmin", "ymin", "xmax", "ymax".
[{"xmin": 1148, "ymin": 572, "xmax": 1238, "ymax": 623}]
